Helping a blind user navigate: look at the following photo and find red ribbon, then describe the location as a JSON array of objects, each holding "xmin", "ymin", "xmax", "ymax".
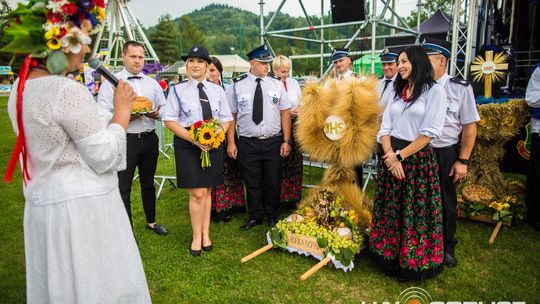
[{"xmin": 4, "ymin": 55, "xmax": 33, "ymax": 184}]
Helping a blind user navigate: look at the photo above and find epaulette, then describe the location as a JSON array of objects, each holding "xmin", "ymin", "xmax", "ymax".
[
  {"xmin": 450, "ymin": 77, "xmax": 471, "ymax": 86},
  {"xmin": 181, "ymin": 79, "xmax": 188, "ymax": 83},
  {"xmin": 233, "ymin": 74, "xmax": 248, "ymax": 83},
  {"xmin": 269, "ymin": 74, "xmax": 281, "ymax": 81}
]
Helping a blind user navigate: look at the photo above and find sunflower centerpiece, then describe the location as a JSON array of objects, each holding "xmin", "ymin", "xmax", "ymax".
[{"xmin": 189, "ymin": 118, "xmax": 226, "ymax": 168}]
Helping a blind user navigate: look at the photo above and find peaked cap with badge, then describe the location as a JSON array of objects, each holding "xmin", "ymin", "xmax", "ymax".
[
  {"xmin": 246, "ymin": 44, "xmax": 274, "ymax": 62},
  {"xmin": 181, "ymin": 45, "xmax": 212, "ymax": 64}
]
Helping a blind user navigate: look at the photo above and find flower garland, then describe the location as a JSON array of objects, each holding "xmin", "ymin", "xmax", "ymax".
[{"xmin": 2, "ymin": 0, "xmax": 106, "ymax": 74}]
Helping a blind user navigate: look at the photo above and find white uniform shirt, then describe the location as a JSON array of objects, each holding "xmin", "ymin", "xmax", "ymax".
[
  {"xmin": 526, "ymin": 67, "xmax": 540, "ymax": 133},
  {"xmin": 282, "ymin": 77, "xmax": 302, "ymax": 110},
  {"xmin": 378, "ymin": 83, "xmax": 447, "ymax": 142},
  {"xmin": 226, "ymin": 73, "xmax": 291, "ymax": 138},
  {"xmin": 336, "ymin": 69, "xmax": 355, "ymax": 84},
  {"xmin": 162, "ymin": 79, "xmax": 233, "ymax": 127},
  {"xmin": 97, "ymin": 70, "xmax": 167, "ymax": 134},
  {"xmin": 378, "ymin": 74, "xmax": 398, "ymax": 109},
  {"xmin": 431, "ymin": 73, "xmax": 481, "ymax": 148}
]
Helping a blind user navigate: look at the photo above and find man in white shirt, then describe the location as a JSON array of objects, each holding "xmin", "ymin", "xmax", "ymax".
[
  {"xmin": 424, "ymin": 39, "xmax": 480, "ymax": 266},
  {"xmin": 525, "ymin": 64, "xmax": 540, "ymax": 232},
  {"xmin": 378, "ymin": 48, "xmax": 398, "ymax": 109},
  {"xmin": 98, "ymin": 41, "xmax": 168, "ymax": 235},
  {"xmin": 331, "ymin": 47, "xmax": 356, "ymax": 83}
]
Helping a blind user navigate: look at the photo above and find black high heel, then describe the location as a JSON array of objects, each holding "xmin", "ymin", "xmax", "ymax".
[
  {"xmin": 202, "ymin": 242, "xmax": 213, "ymax": 252},
  {"xmin": 189, "ymin": 247, "xmax": 201, "ymax": 257}
]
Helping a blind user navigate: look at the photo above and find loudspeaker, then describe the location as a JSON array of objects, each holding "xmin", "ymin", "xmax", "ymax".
[{"xmin": 331, "ymin": 0, "xmax": 365, "ymax": 24}]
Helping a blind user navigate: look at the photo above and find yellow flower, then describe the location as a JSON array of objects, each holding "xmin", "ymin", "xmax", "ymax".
[
  {"xmin": 478, "ymin": 117, "xmax": 487, "ymax": 126},
  {"xmin": 189, "ymin": 128, "xmax": 195, "ymax": 140},
  {"xmin": 47, "ymin": 38, "xmax": 61, "ymax": 50},
  {"xmin": 97, "ymin": 7, "xmax": 106, "ymax": 21},
  {"xmin": 216, "ymin": 130, "xmax": 225, "ymax": 143},
  {"xmin": 45, "ymin": 27, "xmax": 60, "ymax": 40},
  {"xmin": 198, "ymin": 127, "xmax": 215, "ymax": 145}
]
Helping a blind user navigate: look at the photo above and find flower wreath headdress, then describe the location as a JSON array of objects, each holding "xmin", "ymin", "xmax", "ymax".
[{"xmin": 1, "ymin": 0, "xmax": 106, "ymax": 184}]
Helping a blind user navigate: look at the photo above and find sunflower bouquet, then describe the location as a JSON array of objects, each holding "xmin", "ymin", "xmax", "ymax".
[{"xmin": 189, "ymin": 118, "xmax": 225, "ymax": 168}]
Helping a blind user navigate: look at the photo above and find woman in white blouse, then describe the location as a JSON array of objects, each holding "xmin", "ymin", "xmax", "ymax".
[
  {"xmin": 163, "ymin": 46, "xmax": 232, "ymax": 257},
  {"xmin": 4, "ymin": 2, "xmax": 151, "ymax": 302},
  {"xmin": 369, "ymin": 45, "xmax": 447, "ymax": 282},
  {"xmin": 272, "ymin": 55, "xmax": 303, "ymax": 209}
]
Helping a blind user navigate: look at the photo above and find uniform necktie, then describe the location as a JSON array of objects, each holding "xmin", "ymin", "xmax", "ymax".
[
  {"xmin": 383, "ymin": 79, "xmax": 392, "ymax": 93},
  {"xmin": 197, "ymin": 82, "xmax": 212, "ymax": 120},
  {"xmin": 282, "ymin": 79, "xmax": 287, "ymax": 92},
  {"xmin": 252, "ymin": 78, "xmax": 263, "ymax": 125}
]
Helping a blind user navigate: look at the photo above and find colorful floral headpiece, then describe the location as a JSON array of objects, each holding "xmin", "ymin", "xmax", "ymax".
[{"xmin": 1, "ymin": 0, "xmax": 106, "ymax": 74}]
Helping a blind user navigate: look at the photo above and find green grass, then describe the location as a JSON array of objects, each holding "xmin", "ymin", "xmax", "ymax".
[{"xmin": 1, "ymin": 95, "xmax": 539, "ymax": 303}]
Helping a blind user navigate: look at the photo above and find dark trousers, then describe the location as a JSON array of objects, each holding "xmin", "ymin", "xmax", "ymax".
[
  {"xmin": 118, "ymin": 131, "xmax": 159, "ymax": 225},
  {"xmin": 237, "ymin": 136, "xmax": 283, "ymax": 221},
  {"xmin": 434, "ymin": 145, "xmax": 459, "ymax": 252},
  {"xmin": 526, "ymin": 134, "xmax": 540, "ymax": 224}
]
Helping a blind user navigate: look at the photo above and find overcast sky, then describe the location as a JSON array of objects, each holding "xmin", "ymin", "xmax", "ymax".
[{"xmin": 6, "ymin": 0, "xmax": 417, "ymax": 28}]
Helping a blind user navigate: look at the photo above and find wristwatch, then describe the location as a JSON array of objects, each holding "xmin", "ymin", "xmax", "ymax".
[
  {"xmin": 457, "ymin": 158, "xmax": 470, "ymax": 165},
  {"xmin": 396, "ymin": 150, "xmax": 404, "ymax": 162}
]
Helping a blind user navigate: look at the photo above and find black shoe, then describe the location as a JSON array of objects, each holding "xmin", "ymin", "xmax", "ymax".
[
  {"xmin": 267, "ymin": 217, "xmax": 278, "ymax": 228},
  {"xmin": 189, "ymin": 247, "xmax": 201, "ymax": 257},
  {"xmin": 223, "ymin": 215, "xmax": 232, "ymax": 222},
  {"xmin": 240, "ymin": 219, "xmax": 262, "ymax": 231},
  {"xmin": 444, "ymin": 252, "xmax": 457, "ymax": 268},
  {"xmin": 147, "ymin": 223, "xmax": 168, "ymax": 235},
  {"xmin": 202, "ymin": 243, "xmax": 213, "ymax": 251}
]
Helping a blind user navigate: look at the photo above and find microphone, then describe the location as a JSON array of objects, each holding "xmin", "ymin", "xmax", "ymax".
[{"xmin": 88, "ymin": 58, "xmax": 119, "ymax": 87}]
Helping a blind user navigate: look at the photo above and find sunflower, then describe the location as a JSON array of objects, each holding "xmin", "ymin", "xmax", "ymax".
[
  {"xmin": 189, "ymin": 128, "xmax": 195, "ymax": 141},
  {"xmin": 216, "ymin": 130, "xmax": 225, "ymax": 143},
  {"xmin": 198, "ymin": 127, "xmax": 215, "ymax": 145},
  {"xmin": 47, "ymin": 38, "xmax": 61, "ymax": 50}
]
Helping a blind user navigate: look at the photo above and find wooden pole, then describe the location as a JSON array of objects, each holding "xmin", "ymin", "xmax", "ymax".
[
  {"xmin": 300, "ymin": 256, "xmax": 331, "ymax": 281},
  {"xmin": 488, "ymin": 221, "xmax": 503, "ymax": 245},
  {"xmin": 240, "ymin": 243, "xmax": 273, "ymax": 263}
]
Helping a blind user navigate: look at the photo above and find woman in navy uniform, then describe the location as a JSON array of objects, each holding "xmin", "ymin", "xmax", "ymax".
[
  {"xmin": 208, "ymin": 56, "xmax": 246, "ymax": 222},
  {"xmin": 163, "ymin": 46, "xmax": 233, "ymax": 256},
  {"xmin": 369, "ymin": 45, "xmax": 447, "ymax": 281}
]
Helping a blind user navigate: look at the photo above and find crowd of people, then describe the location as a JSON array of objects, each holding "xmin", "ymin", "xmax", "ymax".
[{"xmin": 3, "ymin": 0, "xmax": 540, "ymax": 301}]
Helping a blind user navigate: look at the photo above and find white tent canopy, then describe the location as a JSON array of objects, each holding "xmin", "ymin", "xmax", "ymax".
[{"xmin": 178, "ymin": 54, "xmax": 250, "ymax": 75}]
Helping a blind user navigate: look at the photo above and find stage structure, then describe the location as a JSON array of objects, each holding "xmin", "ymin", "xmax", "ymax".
[
  {"xmin": 258, "ymin": 0, "xmax": 480, "ymax": 81},
  {"xmin": 91, "ymin": 0, "xmax": 159, "ymax": 68}
]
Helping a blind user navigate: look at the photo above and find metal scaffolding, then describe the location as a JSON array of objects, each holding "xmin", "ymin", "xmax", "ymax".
[
  {"xmin": 259, "ymin": 0, "xmax": 480, "ymax": 80},
  {"xmin": 91, "ymin": 0, "xmax": 159, "ymax": 68}
]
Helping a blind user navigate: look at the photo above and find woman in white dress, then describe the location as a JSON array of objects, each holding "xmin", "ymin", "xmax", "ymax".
[{"xmin": 3, "ymin": 1, "xmax": 151, "ymax": 303}]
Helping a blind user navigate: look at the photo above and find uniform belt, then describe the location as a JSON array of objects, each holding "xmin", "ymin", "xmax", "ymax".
[
  {"xmin": 241, "ymin": 132, "xmax": 282, "ymax": 140},
  {"xmin": 127, "ymin": 130, "xmax": 155, "ymax": 139}
]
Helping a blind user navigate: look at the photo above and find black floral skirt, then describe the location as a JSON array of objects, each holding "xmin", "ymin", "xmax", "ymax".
[
  {"xmin": 211, "ymin": 141, "xmax": 246, "ymax": 213},
  {"xmin": 369, "ymin": 148, "xmax": 444, "ymax": 280}
]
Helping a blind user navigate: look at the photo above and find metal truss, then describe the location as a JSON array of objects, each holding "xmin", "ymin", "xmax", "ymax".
[
  {"xmin": 91, "ymin": 0, "xmax": 159, "ymax": 68},
  {"xmin": 450, "ymin": 0, "xmax": 479, "ymax": 80},
  {"xmin": 258, "ymin": 0, "xmax": 421, "ymax": 80}
]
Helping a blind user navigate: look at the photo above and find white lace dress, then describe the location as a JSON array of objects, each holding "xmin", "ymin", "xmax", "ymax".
[{"xmin": 8, "ymin": 76, "xmax": 151, "ymax": 304}]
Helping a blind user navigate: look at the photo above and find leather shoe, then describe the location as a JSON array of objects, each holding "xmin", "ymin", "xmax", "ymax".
[
  {"xmin": 267, "ymin": 217, "xmax": 278, "ymax": 228},
  {"xmin": 147, "ymin": 223, "xmax": 168, "ymax": 236},
  {"xmin": 189, "ymin": 247, "xmax": 201, "ymax": 257},
  {"xmin": 202, "ymin": 243, "xmax": 213, "ymax": 252},
  {"xmin": 240, "ymin": 219, "xmax": 262, "ymax": 231},
  {"xmin": 444, "ymin": 252, "xmax": 457, "ymax": 268}
]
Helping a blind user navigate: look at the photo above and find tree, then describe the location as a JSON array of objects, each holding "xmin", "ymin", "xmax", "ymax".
[
  {"xmin": 178, "ymin": 16, "xmax": 205, "ymax": 54},
  {"xmin": 149, "ymin": 14, "xmax": 181, "ymax": 65},
  {"xmin": 406, "ymin": 0, "xmax": 453, "ymax": 28}
]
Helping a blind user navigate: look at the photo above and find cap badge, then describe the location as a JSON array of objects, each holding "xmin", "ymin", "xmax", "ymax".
[{"xmin": 193, "ymin": 47, "xmax": 198, "ymax": 52}]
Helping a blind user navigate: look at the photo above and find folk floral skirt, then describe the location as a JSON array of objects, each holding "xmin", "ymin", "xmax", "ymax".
[
  {"xmin": 280, "ymin": 122, "xmax": 303, "ymax": 207},
  {"xmin": 369, "ymin": 149, "xmax": 444, "ymax": 280},
  {"xmin": 211, "ymin": 141, "xmax": 246, "ymax": 214}
]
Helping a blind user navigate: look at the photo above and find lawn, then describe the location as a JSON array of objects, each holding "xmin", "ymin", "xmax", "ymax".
[{"xmin": 0, "ymin": 95, "xmax": 539, "ymax": 303}]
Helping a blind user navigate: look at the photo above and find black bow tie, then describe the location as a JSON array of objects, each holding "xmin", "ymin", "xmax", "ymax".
[{"xmin": 127, "ymin": 76, "xmax": 142, "ymax": 80}]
